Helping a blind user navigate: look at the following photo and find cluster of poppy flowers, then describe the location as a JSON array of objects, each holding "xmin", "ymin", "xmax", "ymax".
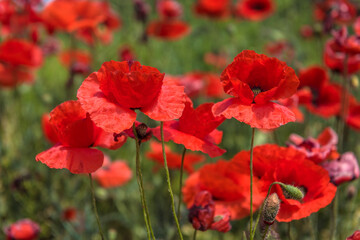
[{"xmin": 2, "ymin": 0, "xmax": 360, "ymax": 239}]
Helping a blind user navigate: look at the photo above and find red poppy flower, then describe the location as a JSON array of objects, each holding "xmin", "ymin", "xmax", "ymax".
[
  {"xmin": 118, "ymin": 45, "xmax": 135, "ymax": 62},
  {"xmin": 287, "ymin": 127, "xmax": 339, "ymax": 164},
  {"xmin": 231, "ymin": 144, "xmax": 337, "ymax": 222},
  {"xmin": 42, "ymin": 0, "xmax": 120, "ymax": 44},
  {"xmin": 0, "ymin": 63, "xmax": 34, "ymax": 88},
  {"xmin": 347, "ymin": 101, "xmax": 360, "ymax": 130},
  {"xmin": 188, "ymin": 191, "xmax": 232, "ymax": 232},
  {"xmin": 347, "ymin": 230, "xmax": 360, "ymax": 240},
  {"xmin": 59, "ymin": 49, "xmax": 91, "ymax": 75},
  {"xmin": 4, "ymin": 219, "xmax": 40, "ymax": 240},
  {"xmin": 322, "ymin": 152, "xmax": 359, "ymax": 186},
  {"xmin": 183, "ymin": 160, "xmax": 264, "ymax": 220},
  {"xmin": 41, "ymin": 114, "xmax": 60, "ymax": 145},
  {"xmin": 36, "ymin": 100, "xmax": 127, "ymax": 174},
  {"xmin": 212, "ymin": 50, "xmax": 299, "ymax": 129},
  {"xmin": 355, "ymin": 17, "xmax": 360, "ymax": 36},
  {"xmin": 62, "ymin": 207, "xmax": 77, "ymax": 222},
  {"xmin": 297, "ymin": 66, "xmax": 342, "ymax": 118},
  {"xmin": 324, "ymin": 38, "xmax": 360, "ymax": 74},
  {"xmin": 77, "ymin": 60, "xmax": 186, "ymax": 134},
  {"xmin": 176, "ymin": 72, "xmax": 225, "ymax": 99},
  {"xmin": 93, "ymin": 155, "xmax": 132, "ymax": 188},
  {"xmin": 314, "ymin": 0, "xmax": 356, "ymax": 25},
  {"xmin": 147, "ymin": 19, "xmax": 190, "ymax": 40},
  {"xmin": 152, "ymin": 99, "xmax": 226, "ymax": 157},
  {"xmin": 0, "ymin": 39, "xmax": 42, "ymax": 67},
  {"xmin": 146, "ymin": 141, "xmax": 205, "ymax": 173},
  {"xmin": 277, "ymin": 95, "xmax": 304, "ymax": 123},
  {"xmin": 194, "ymin": 0, "xmax": 230, "ymax": 19},
  {"xmin": 157, "ymin": 0, "xmax": 183, "ymax": 19},
  {"xmin": 235, "ymin": 0, "xmax": 275, "ymax": 21},
  {"xmin": 300, "ymin": 25, "xmax": 314, "ymax": 39},
  {"xmin": 204, "ymin": 52, "xmax": 228, "ymax": 69}
]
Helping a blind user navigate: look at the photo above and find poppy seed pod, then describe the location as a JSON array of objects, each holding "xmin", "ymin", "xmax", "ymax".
[
  {"xmin": 280, "ymin": 184, "xmax": 304, "ymax": 201},
  {"xmin": 263, "ymin": 193, "xmax": 280, "ymax": 225}
]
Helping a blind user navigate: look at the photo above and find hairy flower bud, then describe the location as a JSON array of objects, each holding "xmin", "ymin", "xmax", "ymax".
[
  {"xmin": 280, "ymin": 184, "xmax": 304, "ymax": 201},
  {"xmin": 263, "ymin": 193, "xmax": 280, "ymax": 225}
]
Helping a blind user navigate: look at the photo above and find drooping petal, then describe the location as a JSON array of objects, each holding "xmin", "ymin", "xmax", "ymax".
[{"xmin": 36, "ymin": 145, "xmax": 104, "ymax": 174}]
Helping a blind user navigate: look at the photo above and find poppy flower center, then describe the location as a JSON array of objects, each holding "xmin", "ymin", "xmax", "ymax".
[
  {"xmin": 250, "ymin": 2, "xmax": 267, "ymax": 11},
  {"xmin": 298, "ymin": 140, "xmax": 316, "ymax": 151},
  {"xmin": 252, "ymin": 87, "xmax": 262, "ymax": 102}
]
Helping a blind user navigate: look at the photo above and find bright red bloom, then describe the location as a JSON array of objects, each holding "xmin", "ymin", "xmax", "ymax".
[
  {"xmin": 235, "ymin": 0, "xmax": 275, "ymax": 21},
  {"xmin": 347, "ymin": 101, "xmax": 360, "ymax": 130},
  {"xmin": 42, "ymin": 0, "xmax": 120, "ymax": 44},
  {"xmin": 146, "ymin": 141, "xmax": 205, "ymax": 173},
  {"xmin": 41, "ymin": 114, "xmax": 60, "ymax": 145},
  {"xmin": 77, "ymin": 60, "xmax": 186, "ymax": 134},
  {"xmin": 212, "ymin": 50, "xmax": 299, "ymax": 129},
  {"xmin": 62, "ymin": 207, "xmax": 77, "ymax": 222},
  {"xmin": 324, "ymin": 38, "xmax": 360, "ymax": 74},
  {"xmin": 93, "ymin": 155, "xmax": 132, "ymax": 188},
  {"xmin": 0, "ymin": 39, "xmax": 42, "ymax": 67},
  {"xmin": 314, "ymin": 0, "xmax": 356, "ymax": 25},
  {"xmin": 194, "ymin": 0, "xmax": 230, "ymax": 19},
  {"xmin": 59, "ymin": 50, "xmax": 91, "ymax": 75},
  {"xmin": 152, "ymin": 99, "xmax": 226, "ymax": 157},
  {"xmin": 287, "ymin": 127, "xmax": 339, "ymax": 164},
  {"xmin": 176, "ymin": 72, "xmax": 225, "ymax": 99},
  {"xmin": 231, "ymin": 144, "xmax": 337, "ymax": 222},
  {"xmin": 4, "ymin": 219, "xmax": 40, "ymax": 240},
  {"xmin": 183, "ymin": 160, "xmax": 264, "ymax": 220},
  {"xmin": 36, "ymin": 100, "xmax": 126, "ymax": 174},
  {"xmin": 355, "ymin": 17, "xmax": 360, "ymax": 36},
  {"xmin": 157, "ymin": 0, "xmax": 183, "ymax": 19},
  {"xmin": 347, "ymin": 230, "xmax": 360, "ymax": 240},
  {"xmin": 277, "ymin": 95, "xmax": 304, "ymax": 123},
  {"xmin": 322, "ymin": 152, "xmax": 360, "ymax": 186},
  {"xmin": 0, "ymin": 63, "xmax": 34, "ymax": 88},
  {"xmin": 147, "ymin": 19, "xmax": 190, "ymax": 40},
  {"xmin": 297, "ymin": 66, "xmax": 342, "ymax": 118}
]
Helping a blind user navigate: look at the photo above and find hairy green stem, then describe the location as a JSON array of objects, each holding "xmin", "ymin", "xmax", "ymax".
[
  {"xmin": 133, "ymin": 123, "xmax": 155, "ymax": 240},
  {"xmin": 249, "ymin": 128, "xmax": 256, "ymax": 240},
  {"xmin": 193, "ymin": 229, "xmax": 197, "ymax": 240},
  {"xmin": 160, "ymin": 122, "xmax": 183, "ymax": 240},
  {"xmin": 262, "ymin": 225, "xmax": 270, "ymax": 240},
  {"xmin": 177, "ymin": 146, "xmax": 187, "ymax": 220},
  {"xmin": 88, "ymin": 173, "xmax": 105, "ymax": 240}
]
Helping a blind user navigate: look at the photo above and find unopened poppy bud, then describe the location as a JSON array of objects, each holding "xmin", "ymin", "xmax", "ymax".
[
  {"xmin": 136, "ymin": 123, "xmax": 149, "ymax": 139},
  {"xmin": 280, "ymin": 183, "xmax": 304, "ymax": 201},
  {"xmin": 262, "ymin": 193, "xmax": 280, "ymax": 225},
  {"xmin": 188, "ymin": 191, "xmax": 215, "ymax": 231}
]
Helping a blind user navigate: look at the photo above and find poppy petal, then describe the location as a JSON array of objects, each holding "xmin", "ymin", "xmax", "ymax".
[
  {"xmin": 77, "ymin": 72, "xmax": 137, "ymax": 133},
  {"xmin": 142, "ymin": 77, "xmax": 186, "ymax": 121},
  {"xmin": 36, "ymin": 145, "xmax": 104, "ymax": 174}
]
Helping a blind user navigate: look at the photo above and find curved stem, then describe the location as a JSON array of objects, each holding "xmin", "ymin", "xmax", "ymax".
[
  {"xmin": 160, "ymin": 122, "xmax": 183, "ymax": 240},
  {"xmin": 133, "ymin": 123, "xmax": 155, "ymax": 240},
  {"xmin": 88, "ymin": 173, "xmax": 105, "ymax": 240},
  {"xmin": 177, "ymin": 146, "xmax": 187, "ymax": 219},
  {"xmin": 249, "ymin": 128, "xmax": 256, "ymax": 240}
]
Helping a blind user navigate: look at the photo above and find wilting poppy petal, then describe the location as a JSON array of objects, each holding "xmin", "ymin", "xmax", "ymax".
[{"xmin": 36, "ymin": 145, "xmax": 104, "ymax": 174}]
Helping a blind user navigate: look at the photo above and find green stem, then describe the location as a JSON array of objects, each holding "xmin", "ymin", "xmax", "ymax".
[
  {"xmin": 249, "ymin": 128, "xmax": 256, "ymax": 240},
  {"xmin": 262, "ymin": 225, "xmax": 270, "ymax": 240},
  {"xmin": 330, "ymin": 193, "xmax": 339, "ymax": 240},
  {"xmin": 160, "ymin": 122, "xmax": 183, "ymax": 240},
  {"xmin": 193, "ymin": 229, "xmax": 197, "ymax": 240},
  {"xmin": 337, "ymin": 53, "xmax": 349, "ymax": 152},
  {"xmin": 133, "ymin": 124, "xmax": 155, "ymax": 240},
  {"xmin": 288, "ymin": 222, "xmax": 292, "ymax": 240},
  {"xmin": 88, "ymin": 173, "xmax": 105, "ymax": 240},
  {"xmin": 177, "ymin": 146, "xmax": 187, "ymax": 220}
]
